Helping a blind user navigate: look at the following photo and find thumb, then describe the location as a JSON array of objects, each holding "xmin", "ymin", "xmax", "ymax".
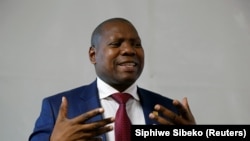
[
  {"xmin": 182, "ymin": 97, "xmax": 190, "ymax": 111},
  {"xmin": 57, "ymin": 96, "xmax": 68, "ymax": 121}
]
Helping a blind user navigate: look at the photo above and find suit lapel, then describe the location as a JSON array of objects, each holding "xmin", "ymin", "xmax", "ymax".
[
  {"xmin": 137, "ymin": 88, "xmax": 158, "ymax": 125},
  {"xmin": 138, "ymin": 87, "xmax": 178, "ymax": 125}
]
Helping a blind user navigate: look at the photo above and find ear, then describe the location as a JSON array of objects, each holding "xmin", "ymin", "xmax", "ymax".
[{"xmin": 89, "ymin": 46, "xmax": 96, "ymax": 64}]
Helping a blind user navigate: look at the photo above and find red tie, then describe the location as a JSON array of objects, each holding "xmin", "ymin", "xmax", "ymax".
[{"xmin": 111, "ymin": 93, "xmax": 132, "ymax": 141}]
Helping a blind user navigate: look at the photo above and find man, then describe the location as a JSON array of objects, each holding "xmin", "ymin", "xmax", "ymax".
[{"xmin": 29, "ymin": 17, "xmax": 196, "ymax": 141}]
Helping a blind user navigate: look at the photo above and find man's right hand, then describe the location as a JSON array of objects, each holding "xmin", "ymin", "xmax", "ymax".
[{"xmin": 50, "ymin": 96, "xmax": 114, "ymax": 141}]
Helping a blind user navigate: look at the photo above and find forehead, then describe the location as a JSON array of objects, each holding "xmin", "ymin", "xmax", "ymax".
[{"xmin": 101, "ymin": 21, "xmax": 140, "ymax": 39}]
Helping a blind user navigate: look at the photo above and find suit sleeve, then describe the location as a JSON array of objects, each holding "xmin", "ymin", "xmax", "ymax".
[{"xmin": 29, "ymin": 98, "xmax": 57, "ymax": 141}]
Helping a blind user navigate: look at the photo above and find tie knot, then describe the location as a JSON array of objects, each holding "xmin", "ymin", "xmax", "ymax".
[{"xmin": 111, "ymin": 93, "xmax": 131, "ymax": 104}]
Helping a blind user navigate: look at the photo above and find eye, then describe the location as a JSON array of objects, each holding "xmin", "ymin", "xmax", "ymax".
[
  {"xmin": 131, "ymin": 39, "xmax": 142, "ymax": 48},
  {"xmin": 109, "ymin": 42, "xmax": 121, "ymax": 47},
  {"xmin": 135, "ymin": 43, "xmax": 142, "ymax": 47},
  {"xmin": 132, "ymin": 41, "xmax": 142, "ymax": 48}
]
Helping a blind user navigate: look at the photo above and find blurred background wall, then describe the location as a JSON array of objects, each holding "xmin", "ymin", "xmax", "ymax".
[{"xmin": 1, "ymin": 0, "xmax": 250, "ymax": 140}]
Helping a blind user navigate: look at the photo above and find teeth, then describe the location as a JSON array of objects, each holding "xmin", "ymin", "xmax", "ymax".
[{"xmin": 120, "ymin": 63, "xmax": 135, "ymax": 66}]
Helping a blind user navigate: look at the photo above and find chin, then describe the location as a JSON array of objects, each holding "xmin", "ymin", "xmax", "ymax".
[{"xmin": 120, "ymin": 77, "xmax": 137, "ymax": 84}]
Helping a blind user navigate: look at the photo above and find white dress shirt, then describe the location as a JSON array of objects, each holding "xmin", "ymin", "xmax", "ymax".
[{"xmin": 97, "ymin": 77, "xmax": 145, "ymax": 141}]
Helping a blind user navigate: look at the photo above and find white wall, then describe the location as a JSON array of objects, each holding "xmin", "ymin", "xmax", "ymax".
[{"xmin": 1, "ymin": 0, "xmax": 250, "ymax": 140}]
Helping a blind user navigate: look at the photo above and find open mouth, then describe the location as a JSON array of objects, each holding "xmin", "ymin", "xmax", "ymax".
[
  {"xmin": 118, "ymin": 62, "xmax": 138, "ymax": 72},
  {"xmin": 119, "ymin": 62, "xmax": 136, "ymax": 66}
]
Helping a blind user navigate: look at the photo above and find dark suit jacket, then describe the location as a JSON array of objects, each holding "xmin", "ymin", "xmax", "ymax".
[{"xmin": 29, "ymin": 80, "xmax": 178, "ymax": 141}]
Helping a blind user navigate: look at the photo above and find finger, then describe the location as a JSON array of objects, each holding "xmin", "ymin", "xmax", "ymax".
[
  {"xmin": 88, "ymin": 137, "xmax": 103, "ymax": 141},
  {"xmin": 150, "ymin": 104, "xmax": 178, "ymax": 123},
  {"xmin": 181, "ymin": 97, "xmax": 196, "ymax": 123},
  {"xmin": 79, "ymin": 125, "xmax": 113, "ymax": 139},
  {"xmin": 74, "ymin": 108, "xmax": 105, "ymax": 123},
  {"xmin": 172, "ymin": 98, "xmax": 188, "ymax": 117},
  {"xmin": 182, "ymin": 97, "xmax": 191, "ymax": 111},
  {"xmin": 75, "ymin": 136, "xmax": 103, "ymax": 141},
  {"xmin": 81, "ymin": 117, "xmax": 115, "ymax": 132},
  {"xmin": 72, "ymin": 136, "xmax": 103, "ymax": 141},
  {"xmin": 155, "ymin": 104, "xmax": 177, "ymax": 119},
  {"xmin": 57, "ymin": 96, "xmax": 68, "ymax": 122},
  {"xmin": 73, "ymin": 119, "xmax": 113, "ymax": 140},
  {"xmin": 149, "ymin": 112, "xmax": 173, "ymax": 125},
  {"xmin": 173, "ymin": 97, "xmax": 191, "ymax": 118},
  {"xmin": 173, "ymin": 97, "xmax": 196, "ymax": 124}
]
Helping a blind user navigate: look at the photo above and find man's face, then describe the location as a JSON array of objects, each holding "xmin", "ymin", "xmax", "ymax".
[{"xmin": 90, "ymin": 21, "xmax": 144, "ymax": 89}]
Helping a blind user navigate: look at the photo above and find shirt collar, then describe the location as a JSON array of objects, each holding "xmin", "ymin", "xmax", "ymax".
[{"xmin": 97, "ymin": 77, "xmax": 139, "ymax": 101}]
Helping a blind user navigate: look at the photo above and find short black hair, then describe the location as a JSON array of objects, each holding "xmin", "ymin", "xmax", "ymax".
[{"xmin": 90, "ymin": 17, "xmax": 134, "ymax": 47}]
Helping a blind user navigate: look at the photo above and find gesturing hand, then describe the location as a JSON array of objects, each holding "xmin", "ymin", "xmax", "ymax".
[
  {"xmin": 149, "ymin": 97, "xmax": 196, "ymax": 125},
  {"xmin": 50, "ymin": 96, "xmax": 114, "ymax": 141}
]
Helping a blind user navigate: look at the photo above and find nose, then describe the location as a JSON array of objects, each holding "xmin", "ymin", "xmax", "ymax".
[{"xmin": 120, "ymin": 42, "xmax": 136, "ymax": 56}]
